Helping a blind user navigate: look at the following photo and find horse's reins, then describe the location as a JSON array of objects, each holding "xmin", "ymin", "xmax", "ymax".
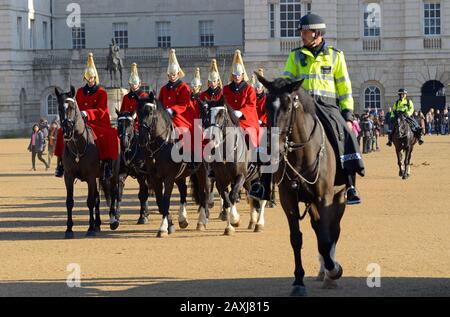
[
  {"xmin": 276, "ymin": 94, "xmax": 326, "ymax": 186},
  {"xmin": 63, "ymin": 98, "xmax": 90, "ymax": 164}
]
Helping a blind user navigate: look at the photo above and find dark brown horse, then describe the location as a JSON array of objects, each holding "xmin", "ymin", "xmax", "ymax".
[
  {"xmin": 257, "ymin": 75, "xmax": 346, "ymax": 296},
  {"xmin": 55, "ymin": 87, "xmax": 120, "ymax": 238},
  {"xmin": 393, "ymin": 113, "xmax": 417, "ymax": 179},
  {"xmin": 137, "ymin": 93, "xmax": 210, "ymax": 237}
]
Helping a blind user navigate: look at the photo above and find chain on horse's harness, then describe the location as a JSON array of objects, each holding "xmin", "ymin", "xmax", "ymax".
[
  {"xmin": 62, "ymin": 98, "xmax": 90, "ymax": 164},
  {"xmin": 140, "ymin": 103, "xmax": 172, "ymax": 159},
  {"xmin": 276, "ymin": 94, "xmax": 326, "ymax": 187}
]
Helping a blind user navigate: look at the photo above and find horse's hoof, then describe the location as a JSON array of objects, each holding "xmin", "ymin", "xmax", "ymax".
[
  {"xmin": 168, "ymin": 225, "xmax": 176, "ymax": 235},
  {"xmin": 248, "ymin": 222, "xmax": 256, "ymax": 230},
  {"xmin": 156, "ymin": 231, "xmax": 168, "ymax": 238},
  {"xmin": 196, "ymin": 223, "xmax": 206, "ymax": 231},
  {"xmin": 231, "ymin": 220, "xmax": 240, "ymax": 228},
  {"xmin": 315, "ymin": 272, "xmax": 325, "ymax": 282},
  {"xmin": 322, "ymin": 277, "xmax": 338, "ymax": 289},
  {"xmin": 290, "ymin": 285, "xmax": 308, "ymax": 297},
  {"xmin": 254, "ymin": 224, "xmax": 264, "ymax": 233},
  {"xmin": 110, "ymin": 222, "xmax": 120, "ymax": 231},
  {"xmin": 137, "ymin": 217, "xmax": 148, "ymax": 225},
  {"xmin": 327, "ymin": 263, "xmax": 343, "ymax": 280},
  {"xmin": 65, "ymin": 231, "xmax": 74, "ymax": 239},
  {"xmin": 86, "ymin": 230, "xmax": 96, "ymax": 237},
  {"xmin": 179, "ymin": 220, "xmax": 189, "ymax": 229},
  {"xmin": 224, "ymin": 227, "xmax": 235, "ymax": 236},
  {"xmin": 219, "ymin": 212, "xmax": 227, "ymax": 222}
]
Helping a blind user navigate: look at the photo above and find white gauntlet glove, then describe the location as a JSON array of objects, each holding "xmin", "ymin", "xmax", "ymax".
[{"xmin": 234, "ymin": 110, "xmax": 243, "ymax": 119}]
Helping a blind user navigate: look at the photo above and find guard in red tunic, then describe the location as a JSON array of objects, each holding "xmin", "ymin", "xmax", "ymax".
[
  {"xmin": 158, "ymin": 49, "xmax": 198, "ymax": 165},
  {"xmin": 120, "ymin": 63, "xmax": 149, "ymax": 130},
  {"xmin": 200, "ymin": 59, "xmax": 223, "ymax": 102},
  {"xmin": 190, "ymin": 67, "xmax": 203, "ymax": 118},
  {"xmin": 253, "ymin": 69, "xmax": 267, "ymax": 127},
  {"xmin": 54, "ymin": 53, "xmax": 119, "ymax": 180},
  {"xmin": 223, "ymin": 50, "xmax": 260, "ymax": 148}
]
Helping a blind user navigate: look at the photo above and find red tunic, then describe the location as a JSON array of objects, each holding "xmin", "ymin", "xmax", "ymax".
[
  {"xmin": 256, "ymin": 93, "xmax": 267, "ymax": 127},
  {"xmin": 159, "ymin": 80, "xmax": 197, "ymax": 151},
  {"xmin": 55, "ymin": 85, "xmax": 119, "ymax": 161},
  {"xmin": 199, "ymin": 87, "xmax": 223, "ymax": 102},
  {"xmin": 223, "ymin": 82, "xmax": 260, "ymax": 147},
  {"xmin": 120, "ymin": 89, "xmax": 149, "ymax": 130}
]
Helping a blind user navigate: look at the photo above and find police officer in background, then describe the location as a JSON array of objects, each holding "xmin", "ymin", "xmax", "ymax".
[
  {"xmin": 386, "ymin": 88, "xmax": 424, "ymax": 146},
  {"xmin": 282, "ymin": 13, "xmax": 364, "ymax": 205}
]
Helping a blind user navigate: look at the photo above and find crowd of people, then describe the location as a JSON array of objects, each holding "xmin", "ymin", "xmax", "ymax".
[{"xmin": 351, "ymin": 104, "xmax": 449, "ymax": 156}]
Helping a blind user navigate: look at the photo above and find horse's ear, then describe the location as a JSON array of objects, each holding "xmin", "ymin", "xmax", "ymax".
[
  {"xmin": 148, "ymin": 91, "xmax": 155, "ymax": 103},
  {"xmin": 55, "ymin": 87, "xmax": 63, "ymax": 98},
  {"xmin": 288, "ymin": 80, "xmax": 304, "ymax": 94},
  {"xmin": 70, "ymin": 86, "xmax": 76, "ymax": 98},
  {"xmin": 255, "ymin": 72, "xmax": 272, "ymax": 90}
]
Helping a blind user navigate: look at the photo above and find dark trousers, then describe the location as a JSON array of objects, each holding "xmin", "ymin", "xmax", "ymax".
[{"xmin": 31, "ymin": 146, "xmax": 48, "ymax": 169}]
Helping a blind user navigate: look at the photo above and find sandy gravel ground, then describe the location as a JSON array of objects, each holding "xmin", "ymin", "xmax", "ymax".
[{"xmin": 0, "ymin": 137, "xmax": 449, "ymax": 297}]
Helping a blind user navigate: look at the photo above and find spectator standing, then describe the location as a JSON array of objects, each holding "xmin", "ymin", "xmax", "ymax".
[
  {"xmin": 47, "ymin": 121, "xmax": 58, "ymax": 167},
  {"xmin": 28, "ymin": 124, "xmax": 49, "ymax": 171}
]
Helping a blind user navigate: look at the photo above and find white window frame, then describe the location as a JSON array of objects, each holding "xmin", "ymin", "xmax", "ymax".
[
  {"xmin": 364, "ymin": 86, "xmax": 382, "ymax": 110},
  {"xmin": 157, "ymin": 22, "xmax": 171, "ymax": 48},
  {"xmin": 47, "ymin": 94, "xmax": 58, "ymax": 116},
  {"xmin": 199, "ymin": 20, "xmax": 214, "ymax": 47},
  {"xmin": 279, "ymin": 0, "xmax": 302, "ymax": 38},
  {"xmin": 113, "ymin": 22, "xmax": 128, "ymax": 49},
  {"xmin": 423, "ymin": 1, "xmax": 441, "ymax": 36},
  {"xmin": 72, "ymin": 23, "xmax": 86, "ymax": 49},
  {"xmin": 363, "ymin": 2, "xmax": 381, "ymax": 37}
]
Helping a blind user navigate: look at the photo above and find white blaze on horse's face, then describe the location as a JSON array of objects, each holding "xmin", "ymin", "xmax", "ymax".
[{"xmin": 210, "ymin": 106, "xmax": 226, "ymax": 126}]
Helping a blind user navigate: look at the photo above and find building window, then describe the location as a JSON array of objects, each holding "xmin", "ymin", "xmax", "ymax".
[
  {"xmin": 364, "ymin": 3, "xmax": 381, "ymax": 37},
  {"xmin": 29, "ymin": 19, "xmax": 35, "ymax": 49},
  {"xmin": 157, "ymin": 22, "xmax": 171, "ymax": 48},
  {"xmin": 17, "ymin": 17, "xmax": 23, "ymax": 49},
  {"xmin": 72, "ymin": 23, "xmax": 86, "ymax": 49},
  {"xmin": 269, "ymin": 4, "xmax": 275, "ymax": 38},
  {"xmin": 304, "ymin": 2, "xmax": 312, "ymax": 14},
  {"xmin": 199, "ymin": 20, "xmax": 214, "ymax": 47},
  {"xmin": 424, "ymin": 2, "xmax": 441, "ymax": 35},
  {"xmin": 43, "ymin": 22, "xmax": 48, "ymax": 49},
  {"xmin": 47, "ymin": 94, "xmax": 58, "ymax": 116},
  {"xmin": 364, "ymin": 86, "xmax": 381, "ymax": 110},
  {"xmin": 113, "ymin": 23, "xmax": 128, "ymax": 49},
  {"xmin": 280, "ymin": 0, "xmax": 302, "ymax": 38}
]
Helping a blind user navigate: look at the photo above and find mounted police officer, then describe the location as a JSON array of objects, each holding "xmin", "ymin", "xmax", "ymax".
[
  {"xmin": 282, "ymin": 13, "xmax": 365, "ymax": 205},
  {"xmin": 386, "ymin": 88, "xmax": 424, "ymax": 146}
]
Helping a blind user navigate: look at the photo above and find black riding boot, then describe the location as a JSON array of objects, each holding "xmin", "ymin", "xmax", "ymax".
[
  {"xmin": 386, "ymin": 132, "xmax": 393, "ymax": 147},
  {"xmin": 103, "ymin": 159, "xmax": 113, "ymax": 180},
  {"xmin": 55, "ymin": 157, "xmax": 64, "ymax": 178},
  {"xmin": 346, "ymin": 174, "xmax": 361, "ymax": 205},
  {"xmin": 249, "ymin": 172, "xmax": 272, "ymax": 202}
]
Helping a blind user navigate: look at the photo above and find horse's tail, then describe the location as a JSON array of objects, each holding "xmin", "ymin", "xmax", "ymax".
[
  {"xmin": 189, "ymin": 174, "xmax": 201, "ymax": 205},
  {"xmin": 99, "ymin": 178, "xmax": 111, "ymax": 207}
]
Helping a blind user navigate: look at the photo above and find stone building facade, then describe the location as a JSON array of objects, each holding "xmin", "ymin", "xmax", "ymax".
[{"xmin": 0, "ymin": 0, "xmax": 449, "ymax": 136}]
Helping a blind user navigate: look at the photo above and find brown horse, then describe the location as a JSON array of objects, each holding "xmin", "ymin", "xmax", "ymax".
[{"xmin": 257, "ymin": 75, "xmax": 346, "ymax": 296}]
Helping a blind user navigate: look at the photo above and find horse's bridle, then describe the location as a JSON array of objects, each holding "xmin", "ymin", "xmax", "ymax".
[
  {"xmin": 118, "ymin": 115, "xmax": 139, "ymax": 166},
  {"xmin": 139, "ymin": 103, "xmax": 171, "ymax": 159},
  {"xmin": 61, "ymin": 98, "xmax": 89, "ymax": 163},
  {"xmin": 272, "ymin": 93, "xmax": 326, "ymax": 186}
]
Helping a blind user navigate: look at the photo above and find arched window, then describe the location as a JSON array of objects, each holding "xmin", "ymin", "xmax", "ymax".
[
  {"xmin": 47, "ymin": 94, "xmax": 58, "ymax": 116},
  {"xmin": 364, "ymin": 86, "xmax": 381, "ymax": 110}
]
